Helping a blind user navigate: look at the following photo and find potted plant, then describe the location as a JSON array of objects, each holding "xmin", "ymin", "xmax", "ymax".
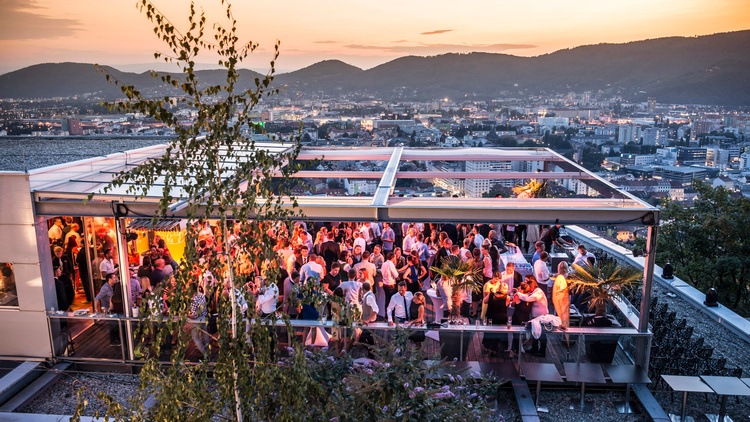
[
  {"xmin": 512, "ymin": 178, "xmax": 548, "ymax": 199},
  {"xmin": 430, "ymin": 255, "xmax": 483, "ymax": 360},
  {"xmin": 567, "ymin": 261, "xmax": 642, "ymax": 363}
]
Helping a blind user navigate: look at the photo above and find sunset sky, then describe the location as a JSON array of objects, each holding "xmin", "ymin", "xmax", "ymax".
[{"xmin": 1, "ymin": 0, "xmax": 748, "ymax": 75}]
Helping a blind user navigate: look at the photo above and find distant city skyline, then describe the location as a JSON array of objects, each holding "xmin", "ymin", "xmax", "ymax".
[{"xmin": 0, "ymin": 0, "xmax": 748, "ymax": 75}]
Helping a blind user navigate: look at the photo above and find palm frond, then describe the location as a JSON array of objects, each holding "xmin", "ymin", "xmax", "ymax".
[
  {"xmin": 430, "ymin": 256, "xmax": 484, "ymax": 293},
  {"xmin": 512, "ymin": 179, "xmax": 548, "ymax": 199},
  {"xmin": 568, "ymin": 262, "xmax": 642, "ymax": 310}
]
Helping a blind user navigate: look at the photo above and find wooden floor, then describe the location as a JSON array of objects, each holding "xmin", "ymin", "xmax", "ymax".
[
  {"xmin": 59, "ymin": 298, "xmax": 633, "ymax": 370},
  {"xmin": 63, "ymin": 319, "xmax": 126, "ymax": 361}
]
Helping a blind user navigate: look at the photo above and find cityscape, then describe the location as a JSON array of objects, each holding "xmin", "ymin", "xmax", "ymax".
[
  {"xmin": 1, "ymin": 0, "xmax": 750, "ymax": 420},
  {"xmin": 2, "ymin": 85, "xmax": 747, "ymax": 206}
]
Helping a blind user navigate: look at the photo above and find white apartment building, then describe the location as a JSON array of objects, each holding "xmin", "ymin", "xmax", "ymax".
[
  {"xmin": 561, "ymin": 178, "xmax": 598, "ymax": 197},
  {"xmin": 344, "ymin": 179, "xmax": 378, "ymax": 195},
  {"xmin": 642, "ymin": 127, "xmax": 668, "ymax": 146},
  {"xmin": 537, "ymin": 116, "xmax": 570, "ymax": 130},
  {"xmin": 464, "ymin": 160, "xmax": 513, "ymax": 198},
  {"xmin": 618, "ymin": 125, "xmax": 643, "ymax": 144},
  {"xmin": 621, "ymin": 154, "xmax": 657, "ymax": 166},
  {"xmin": 740, "ymin": 153, "xmax": 750, "ymax": 170},
  {"xmin": 427, "ymin": 162, "xmax": 465, "ymax": 196},
  {"xmin": 705, "ymin": 146, "xmax": 731, "ymax": 168}
]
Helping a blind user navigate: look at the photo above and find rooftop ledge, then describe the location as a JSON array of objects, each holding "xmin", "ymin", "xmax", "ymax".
[{"xmin": 567, "ymin": 225, "xmax": 750, "ymax": 345}]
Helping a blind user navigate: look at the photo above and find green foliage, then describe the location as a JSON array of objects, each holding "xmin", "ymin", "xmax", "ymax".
[
  {"xmin": 73, "ymin": 2, "xmax": 506, "ymax": 421},
  {"xmin": 579, "ymin": 146, "xmax": 605, "ymax": 171},
  {"xmin": 658, "ymin": 180, "xmax": 750, "ymax": 312},
  {"xmin": 512, "ymin": 179, "xmax": 548, "ymax": 199},
  {"xmin": 430, "ymin": 256, "xmax": 483, "ymax": 318},
  {"xmin": 568, "ymin": 261, "xmax": 642, "ymax": 311}
]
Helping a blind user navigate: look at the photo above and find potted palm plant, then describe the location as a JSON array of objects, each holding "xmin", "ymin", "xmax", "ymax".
[
  {"xmin": 567, "ymin": 261, "xmax": 642, "ymax": 363},
  {"xmin": 430, "ymin": 255, "xmax": 483, "ymax": 360},
  {"xmin": 512, "ymin": 178, "xmax": 548, "ymax": 199}
]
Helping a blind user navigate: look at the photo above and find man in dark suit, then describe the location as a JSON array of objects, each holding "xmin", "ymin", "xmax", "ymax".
[
  {"xmin": 319, "ymin": 231, "xmax": 340, "ymax": 272},
  {"xmin": 501, "ymin": 262, "xmax": 524, "ymax": 292}
]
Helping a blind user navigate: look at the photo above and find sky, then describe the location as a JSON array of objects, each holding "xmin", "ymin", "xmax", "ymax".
[{"xmin": 0, "ymin": 0, "xmax": 748, "ymax": 75}]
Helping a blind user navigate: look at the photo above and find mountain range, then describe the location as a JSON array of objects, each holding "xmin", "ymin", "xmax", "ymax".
[{"xmin": 1, "ymin": 30, "xmax": 749, "ymax": 106}]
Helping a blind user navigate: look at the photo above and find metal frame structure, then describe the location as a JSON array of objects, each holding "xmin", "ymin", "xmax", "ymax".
[
  {"xmin": 1, "ymin": 142, "xmax": 659, "ymax": 366},
  {"xmin": 30, "ymin": 144, "xmax": 658, "ymax": 226}
]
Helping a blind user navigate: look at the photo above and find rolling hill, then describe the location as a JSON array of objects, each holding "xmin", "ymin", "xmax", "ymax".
[{"xmin": 1, "ymin": 30, "xmax": 749, "ymax": 105}]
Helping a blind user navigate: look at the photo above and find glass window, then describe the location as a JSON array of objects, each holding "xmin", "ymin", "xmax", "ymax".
[{"xmin": 0, "ymin": 263, "xmax": 18, "ymax": 307}]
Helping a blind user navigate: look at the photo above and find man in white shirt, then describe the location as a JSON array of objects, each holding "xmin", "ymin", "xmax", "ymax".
[
  {"xmin": 402, "ymin": 227, "xmax": 416, "ymax": 254},
  {"xmin": 48, "ymin": 218, "xmax": 63, "ymax": 245},
  {"xmin": 380, "ymin": 252, "xmax": 399, "ymax": 305},
  {"xmin": 573, "ymin": 245, "xmax": 596, "ymax": 267},
  {"xmin": 277, "ymin": 239, "xmax": 293, "ymax": 267},
  {"xmin": 472, "ymin": 226, "xmax": 485, "ymax": 250},
  {"xmin": 353, "ymin": 231, "xmax": 367, "ymax": 253},
  {"xmin": 359, "ymin": 223, "xmax": 373, "ymax": 250},
  {"xmin": 339, "ymin": 271, "xmax": 363, "ymax": 310},
  {"xmin": 501, "ymin": 262, "xmax": 523, "ymax": 292},
  {"xmin": 100, "ymin": 248, "xmax": 117, "ymax": 285},
  {"xmin": 299, "ymin": 253, "xmax": 323, "ymax": 283},
  {"xmin": 533, "ymin": 251, "xmax": 552, "ymax": 312},
  {"xmin": 387, "ymin": 282, "xmax": 414, "ymax": 325},
  {"xmin": 286, "ymin": 247, "xmax": 302, "ymax": 275},
  {"xmin": 255, "ymin": 277, "xmax": 279, "ymax": 317}
]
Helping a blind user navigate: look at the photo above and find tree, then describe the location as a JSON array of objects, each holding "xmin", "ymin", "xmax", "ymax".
[
  {"xmin": 82, "ymin": 1, "xmax": 304, "ymax": 420},
  {"xmin": 580, "ymin": 147, "xmax": 605, "ymax": 171},
  {"xmin": 658, "ymin": 181, "xmax": 750, "ymax": 313},
  {"xmin": 76, "ymin": 3, "xmax": 504, "ymax": 420}
]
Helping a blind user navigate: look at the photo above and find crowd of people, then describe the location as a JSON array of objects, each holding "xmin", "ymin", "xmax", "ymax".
[
  {"xmin": 48, "ymin": 216, "xmax": 608, "ymax": 357},
  {"xmin": 171, "ymin": 220, "xmax": 602, "ymax": 356}
]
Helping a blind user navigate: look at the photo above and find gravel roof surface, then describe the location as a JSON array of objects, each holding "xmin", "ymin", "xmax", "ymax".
[
  {"xmin": 0, "ymin": 137, "xmax": 168, "ymax": 171},
  {"xmin": 19, "ymin": 285, "xmax": 750, "ymax": 420},
  {"xmin": 20, "ymin": 372, "xmax": 140, "ymax": 416}
]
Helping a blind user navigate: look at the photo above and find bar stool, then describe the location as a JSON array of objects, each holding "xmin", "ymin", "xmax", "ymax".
[
  {"xmin": 521, "ymin": 362, "xmax": 564, "ymax": 413},
  {"xmin": 564, "ymin": 362, "xmax": 606, "ymax": 412},
  {"xmin": 603, "ymin": 364, "xmax": 651, "ymax": 414}
]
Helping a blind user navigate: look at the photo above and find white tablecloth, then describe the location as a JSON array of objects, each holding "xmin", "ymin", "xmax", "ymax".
[
  {"xmin": 426, "ymin": 288, "xmax": 444, "ymax": 323},
  {"xmin": 500, "ymin": 247, "xmax": 533, "ymax": 276}
]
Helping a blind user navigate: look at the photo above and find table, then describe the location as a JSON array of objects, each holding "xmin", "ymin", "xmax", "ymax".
[
  {"xmin": 521, "ymin": 362, "xmax": 563, "ymax": 413},
  {"xmin": 564, "ymin": 362, "xmax": 606, "ymax": 412},
  {"xmin": 500, "ymin": 248, "xmax": 532, "ymax": 277},
  {"xmin": 701, "ymin": 376, "xmax": 750, "ymax": 422},
  {"xmin": 426, "ymin": 288, "xmax": 444, "ymax": 323},
  {"xmin": 661, "ymin": 375, "xmax": 714, "ymax": 422},
  {"xmin": 604, "ymin": 364, "xmax": 650, "ymax": 414}
]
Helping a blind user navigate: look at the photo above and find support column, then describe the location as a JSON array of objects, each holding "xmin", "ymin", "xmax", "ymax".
[
  {"xmin": 114, "ymin": 216, "xmax": 134, "ymax": 361},
  {"xmin": 635, "ymin": 225, "xmax": 657, "ymax": 369}
]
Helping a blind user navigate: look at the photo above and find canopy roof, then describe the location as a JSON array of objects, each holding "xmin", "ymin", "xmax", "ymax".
[{"xmin": 29, "ymin": 142, "xmax": 659, "ymax": 226}]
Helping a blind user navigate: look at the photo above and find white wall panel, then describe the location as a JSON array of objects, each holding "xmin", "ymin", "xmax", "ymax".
[
  {"xmin": 0, "ymin": 173, "xmax": 34, "ymax": 225},
  {"xmin": 0, "ymin": 224, "xmax": 44, "ymax": 264},
  {"xmin": 0, "ymin": 310, "xmax": 52, "ymax": 358}
]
